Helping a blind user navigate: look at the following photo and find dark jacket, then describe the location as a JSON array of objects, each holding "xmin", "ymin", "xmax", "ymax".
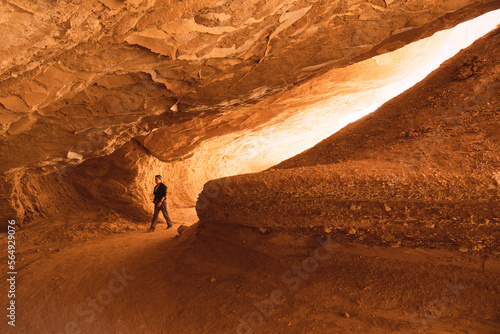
[{"xmin": 153, "ymin": 183, "xmax": 167, "ymax": 203}]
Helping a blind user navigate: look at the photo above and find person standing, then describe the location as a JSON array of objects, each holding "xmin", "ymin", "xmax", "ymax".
[{"xmin": 148, "ymin": 175, "xmax": 173, "ymax": 232}]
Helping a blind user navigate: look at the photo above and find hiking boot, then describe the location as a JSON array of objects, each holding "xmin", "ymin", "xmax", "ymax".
[
  {"xmin": 147, "ymin": 227, "xmax": 155, "ymax": 232},
  {"xmin": 166, "ymin": 225, "xmax": 173, "ymax": 230}
]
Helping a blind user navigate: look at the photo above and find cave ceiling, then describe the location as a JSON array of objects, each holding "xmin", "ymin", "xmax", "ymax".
[{"xmin": 1, "ymin": 0, "xmax": 499, "ymax": 174}]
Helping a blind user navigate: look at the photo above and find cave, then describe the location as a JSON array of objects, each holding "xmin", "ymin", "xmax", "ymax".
[{"xmin": 0, "ymin": 0, "xmax": 499, "ymax": 333}]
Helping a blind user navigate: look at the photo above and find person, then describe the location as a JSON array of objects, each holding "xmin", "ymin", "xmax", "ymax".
[{"xmin": 148, "ymin": 175, "xmax": 173, "ymax": 232}]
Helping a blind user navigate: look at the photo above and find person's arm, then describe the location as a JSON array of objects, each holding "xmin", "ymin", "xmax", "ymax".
[{"xmin": 157, "ymin": 184, "xmax": 167, "ymax": 206}]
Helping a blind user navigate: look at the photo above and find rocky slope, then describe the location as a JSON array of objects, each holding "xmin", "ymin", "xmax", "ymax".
[{"xmin": 197, "ymin": 27, "xmax": 500, "ymax": 255}]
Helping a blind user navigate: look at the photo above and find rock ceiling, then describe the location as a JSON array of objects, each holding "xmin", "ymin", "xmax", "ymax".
[{"xmin": 1, "ymin": 0, "xmax": 499, "ymax": 173}]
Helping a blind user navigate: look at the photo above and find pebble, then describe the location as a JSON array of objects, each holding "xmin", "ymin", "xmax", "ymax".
[
  {"xmin": 177, "ymin": 225, "xmax": 188, "ymax": 235},
  {"xmin": 210, "ymin": 277, "xmax": 216, "ymax": 284}
]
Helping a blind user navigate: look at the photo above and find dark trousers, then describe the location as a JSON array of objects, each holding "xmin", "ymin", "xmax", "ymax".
[{"xmin": 150, "ymin": 201, "xmax": 172, "ymax": 229}]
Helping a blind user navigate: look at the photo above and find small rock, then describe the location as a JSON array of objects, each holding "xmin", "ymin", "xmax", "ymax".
[
  {"xmin": 493, "ymin": 172, "xmax": 500, "ymax": 186},
  {"xmin": 386, "ymin": 232, "xmax": 397, "ymax": 241},
  {"xmin": 348, "ymin": 227, "xmax": 356, "ymax": 235},
  {"xmin": 384, "ymin": 203, "xmax": 392, "ymax": 212},
  {"xmin": 258, "ymin": 227, "xmax": 267, "ymax": 234},
  {"xmin": 458, "ymin": 247, "xmax": 468, "ymax": 253},
  {"xmin": 177, "ymin": 225, "xmax": 188, "ymax": 235},
  {"xmin": 210, "ymin": 277, "xmax": 216, "ymax": 284},
  {"xmin": 323, "ymin": 226, "xmax": 332, "ymax": 233},
  {"xmin": 342, "ymin": 312, "xmax": 350, "ymax": 318},
  {"xmin": 390, "ymin": 241, "xmax": 401, "ymax": 248},
  {"xmin": 349, "ymin": 204, "xmax": 357, "ymax": 211}
]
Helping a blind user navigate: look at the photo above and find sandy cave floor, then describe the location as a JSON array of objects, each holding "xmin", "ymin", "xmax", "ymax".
[{"xmin": 1, "ymin": 209, "xmax": 499, "ymax": 334}]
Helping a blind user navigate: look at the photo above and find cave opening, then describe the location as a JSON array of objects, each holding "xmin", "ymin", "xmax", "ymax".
[{"xmin": 154, "ymin": 9, "xmax": 500, "ymax": 220}]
